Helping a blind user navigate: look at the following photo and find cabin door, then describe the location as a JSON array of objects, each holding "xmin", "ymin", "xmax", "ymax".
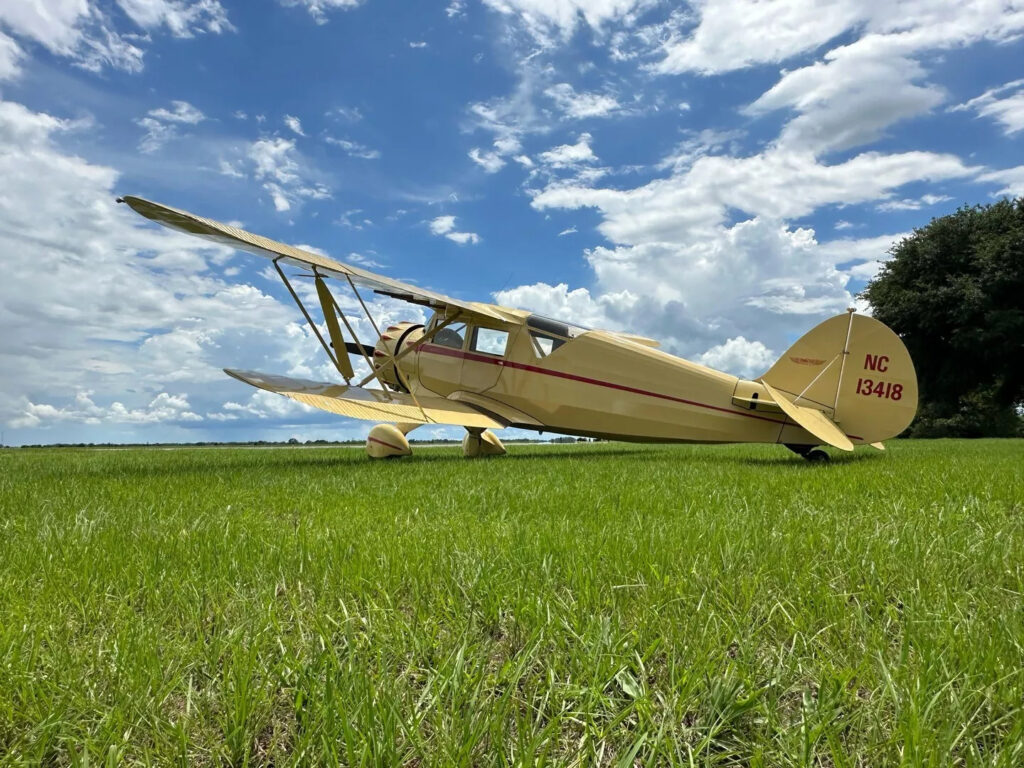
[
  {"xmin": 416, "ymin": 319, "xmax": 465, "ymax": 396},
  {"xmin": 459, "ymin": 325, "xmax": 510, "ymax": 393}
]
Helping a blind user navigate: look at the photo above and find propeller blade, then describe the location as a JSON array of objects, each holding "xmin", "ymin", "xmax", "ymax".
[
  {"xmin": 344, "ymin": 341, "xmax": 375, "ymax": 359},
  {"xmin": 315, "ymin": 276, "xmax": 354, "ymax": 380}
]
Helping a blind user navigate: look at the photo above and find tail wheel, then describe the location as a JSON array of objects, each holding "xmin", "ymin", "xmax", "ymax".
[{"xmin": 785, "ymin": 444, "xmax": 830, "ymax": 463}]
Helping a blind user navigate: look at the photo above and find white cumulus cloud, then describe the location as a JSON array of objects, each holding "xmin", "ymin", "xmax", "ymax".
[
  {"xmin": 545, "ymin": 82, "xmax": 620, "ymax": 119},
  {"xmin": 481, "ymin": 0, "xmax": 651, "ymax": 45},
  {"xmin": 952, "ymin": 79, "xmax": 1024, "ymax": 136},
  {"xmin": 0, "ymin": 30, "xmax": 23, "ymax": 81},
  {"xmin": 0, "ymin": 0, "xmax": 231, "ymax": 76},
  {"xmin": 279, "ymin": 0, "xmax": 362, "ymax": 25},
  {"xmin": 429, "ymin": 215, "xmax": 480, "ymax": 244},
  {"xmin": 0, "ymin": 95, "xmax": 330, "ymax": 442},
  {"xmin": 537, "ymin": 132, "xmax": 597, "ymax": 168},
  {"xmin": 247, "ymin": 138, "xmax": 331, "ymax": 211},
  {"xmin": 698, "ymin": 337, "xmax": 775, "ymax": 379},
  {"xmin": 135, "ymin": 100, "xmax": 205, "ymax": 153},
  {"xmin": 469, "ymin": 146, "xmax": 508, "ymax": 173},
  {"xmin": 325, "ymin": 136, "xmax": 381, "ymax": 159},
  {"xmin": 115, "ymin": 0, "xmax": 233, "ymax": 36}
]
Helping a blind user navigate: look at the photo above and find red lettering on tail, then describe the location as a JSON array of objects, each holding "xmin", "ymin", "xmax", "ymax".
[{"xmin": 864, "ymin": 354, "xmax": 889, "ymax": 372}]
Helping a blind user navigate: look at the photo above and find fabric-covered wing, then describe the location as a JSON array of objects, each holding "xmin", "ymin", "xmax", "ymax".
[
  {"xmin": 225, "ymin": 369, "xmax": 502, "ymax": 428},
  {"xmin": 119, "ymin": 195, "xmax": 512, "ymax": 324}
]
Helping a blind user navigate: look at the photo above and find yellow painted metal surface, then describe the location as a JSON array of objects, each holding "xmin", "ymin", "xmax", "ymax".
[
  {"xmin": 446, "ymin": 391, "xmax": 545, "ymax": 428},
  {"xmin": 366, "ymin": 424, "xmax": 412, "ymax": 458},
  {"xmin": 462, "ymin": 429, "xmax": 506, "ymax": 457},
  {"xmin": 372, "ymin": 322, "xmax": 423, "ymax": 391},
  {"xmin": 123, "ymin": 196, "xmax": 920, "ymax": 454},
  {"xmin": 760, "ymin": 312, "xmax": 918, "ymax": 444}
]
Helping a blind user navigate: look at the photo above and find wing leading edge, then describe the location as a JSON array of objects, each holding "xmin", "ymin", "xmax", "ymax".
[
  {"xmin": 119, "ymin": 195, "xmax": 519, "ymax": 325},
  {"xmin": 225, "ymin": 369, "xmax": 502, "ymax": 429}
]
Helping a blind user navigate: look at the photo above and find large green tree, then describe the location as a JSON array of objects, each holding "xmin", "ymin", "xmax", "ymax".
[{"xmin": 863, "ymin": 198, "xmax": 1024, "ymax": 437}]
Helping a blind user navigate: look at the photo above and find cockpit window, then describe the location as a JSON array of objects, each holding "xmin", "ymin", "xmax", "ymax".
[
  {"xmin": 471, "ymin": 327, "xmax": 509, "ymax": 356},
  {"xmin": 526, "ymin": 314, "xmax": 584, "ymax": 358},
  {"xmin": 433, "ymin": 322, "xmax": 466, "ymax": 349},
  {"xmin": 529, "ymin": 332, "xmax": 563, "ymax": 358}
]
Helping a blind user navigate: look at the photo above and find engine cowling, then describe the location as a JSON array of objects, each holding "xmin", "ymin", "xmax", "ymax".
[{"xmin": 372, "ymin": 322, "xmax": 423, "ymax": 392}]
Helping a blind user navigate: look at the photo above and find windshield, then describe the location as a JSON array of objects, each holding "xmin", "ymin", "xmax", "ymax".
[
  {"xmin": 526, "ymin": 314, "xmax": 588, "ymax": 358},
  {"xmin": 433, "ymin": 322, "xmax": 466, "ymax": 349}
]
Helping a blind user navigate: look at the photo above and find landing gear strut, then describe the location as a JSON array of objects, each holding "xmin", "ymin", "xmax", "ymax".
[
  {"xmin": 785, "ymin": 444, "xmax": 831, "ymax": 463},
  {"xmin": 463, "ymin": 428, "xmax": 506, "ymax": 458}
]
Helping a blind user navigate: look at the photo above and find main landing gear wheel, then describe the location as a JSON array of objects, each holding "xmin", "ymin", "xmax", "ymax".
[
  {"xmin": 366, "ymin": 424, "xmax": 412, "ymax": 459},
  {"xmin": 462, "ymin": 428, "xmax": 506, "ymax": 458},
  {"xmin": 785, "ymin": 444, "xmax": 831, "ymax": 463}
]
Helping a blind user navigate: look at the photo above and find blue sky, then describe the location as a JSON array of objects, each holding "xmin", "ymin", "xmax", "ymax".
[{"xmin": 1, "ymin": 0, "xmax": 1022, "ymax": 445}]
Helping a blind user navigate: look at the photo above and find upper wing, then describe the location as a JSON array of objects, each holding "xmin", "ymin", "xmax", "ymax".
[
  {"xmin": 119, "ymin": 195, "xmax": 518, "ymax": 325},
  {"xmin": 225, "ymin": 369, "xmax": 503, "ymax": 428}
]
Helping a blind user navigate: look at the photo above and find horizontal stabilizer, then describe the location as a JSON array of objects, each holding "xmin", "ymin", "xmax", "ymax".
[
  {"xmin": 224, "ymin": 369, "xmax": 502, "ymax": 429},
  {"xmin": 761, "ymin": 381, "xmax": 854, "ymax": 452}
]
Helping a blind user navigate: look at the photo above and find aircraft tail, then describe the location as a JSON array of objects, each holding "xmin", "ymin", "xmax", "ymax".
[{"xmin": 758, "ymin": 311, "xmax": 918, "ymax": 446}]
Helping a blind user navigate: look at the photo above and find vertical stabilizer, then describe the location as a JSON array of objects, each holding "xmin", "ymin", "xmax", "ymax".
[{"xmin": 759, "ymin": 313, "xmax": 918, "ymax": 444}]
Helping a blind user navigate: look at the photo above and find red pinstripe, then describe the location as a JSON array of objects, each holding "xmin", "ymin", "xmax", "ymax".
[
  {"xmin": 418, "ymin": 343, "xmax": 864, "ymax": 440},
  {"xmin": 368, "ymin": 435, "xmax": 406, "ymax": 452}
]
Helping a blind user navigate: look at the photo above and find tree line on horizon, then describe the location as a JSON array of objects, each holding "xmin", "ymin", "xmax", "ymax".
[{"xmin": 864, "ymin": 197, "xmax": 1023, "ymax": 437}]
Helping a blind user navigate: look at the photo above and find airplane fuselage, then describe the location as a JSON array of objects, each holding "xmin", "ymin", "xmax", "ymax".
[{"xmin": 389, "ymin": 312, "xmax": 827, "ymax": 447}]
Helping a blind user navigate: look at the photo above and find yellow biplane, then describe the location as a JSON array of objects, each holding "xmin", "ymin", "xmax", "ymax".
[{"xmin": 120, "ymin": 196, "xmax": 918, "ymax": 462}]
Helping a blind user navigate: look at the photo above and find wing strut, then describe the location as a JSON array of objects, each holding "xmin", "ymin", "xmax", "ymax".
[
  {"xmin": 346, "ymin": 274, "xmax": 382, "ymax": 339},
  {"xmin": 274, "ymin": 258, "xmax": 404, "ymax": 400},
  {"xmin": 273, "ymin": 258, "xmax": 353, "ymax": 382},
  {"xmin": 271, "ymin": 257, "xmax": 460, "ymax": 423}
]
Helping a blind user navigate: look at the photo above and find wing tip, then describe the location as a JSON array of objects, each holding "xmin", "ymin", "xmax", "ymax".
[{"xmin": 224, "ymin": 368, "xmax": 257, "ymax": 386}]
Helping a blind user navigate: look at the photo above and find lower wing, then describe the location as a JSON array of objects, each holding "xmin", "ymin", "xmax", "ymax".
[{"xmin": 225, "ymin": 369, "xmax": 503, "ymax": 429}]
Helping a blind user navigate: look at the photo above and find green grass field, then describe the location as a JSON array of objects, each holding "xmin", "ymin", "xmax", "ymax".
[{"xmin": 0, "ymin": 440, "xmax": 1022, "ymax": 766}]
